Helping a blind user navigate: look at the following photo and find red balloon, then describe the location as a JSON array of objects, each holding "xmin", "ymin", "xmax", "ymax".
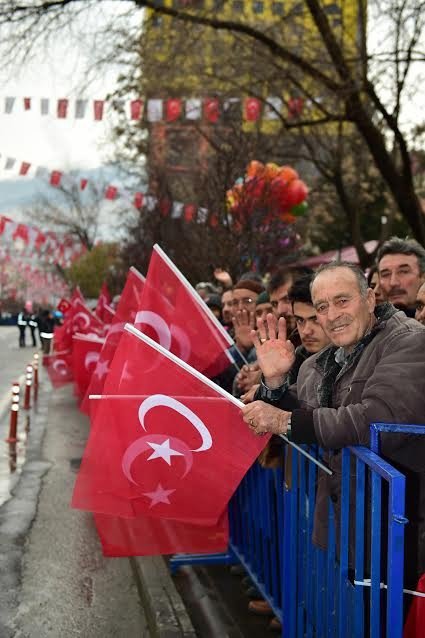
[{"xmin": 285, "ymin": 179, "xmax": 308, "ymax": 208}]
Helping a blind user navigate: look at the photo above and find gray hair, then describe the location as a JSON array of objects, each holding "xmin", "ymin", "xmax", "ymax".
[
  {"xmin": 311, "ymin": 261, "xmax": 368, "ymax": 297},
  {"xmin": 377, "ymin": 237, "xmax": 425, "ymax": 275}
]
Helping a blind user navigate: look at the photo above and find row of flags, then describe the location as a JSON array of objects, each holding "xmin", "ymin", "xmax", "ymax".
[
  {"xmin": 46, "ymin": 247, "xmax": 269, "ymax": 556},
  {"xmin": 0, "ymin": 155, "xmax": 222, "ymax": 225},
  {"xmin": 0, "ymin": 215, "xmax": 86, "ymax": 269},
  {"xmin": 0, "ymin": 95, "xmax": 304, "ymax": 123}
]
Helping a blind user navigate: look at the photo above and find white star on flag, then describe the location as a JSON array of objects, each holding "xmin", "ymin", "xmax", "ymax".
[
  {"xmin": 143, "ymin": 483, "xmax": 175, "ymax": 507},
  {"xmin": 146, "ymin": 438, "xmax": 184, "ymax": 465},
  {"xmin": 95, "ymin": 360, "xmax": 110, "ymax": 379}
]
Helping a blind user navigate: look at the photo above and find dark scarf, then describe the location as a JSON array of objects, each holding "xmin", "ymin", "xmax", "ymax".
[{"xmin": 315, "ymin": 303, "xmax": 397, "ymax": 408}]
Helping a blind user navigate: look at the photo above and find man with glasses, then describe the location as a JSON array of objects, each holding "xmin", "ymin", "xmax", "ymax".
[{"xmin": 242, "ymin": 261, "xmax": 425, "ymax": 591}]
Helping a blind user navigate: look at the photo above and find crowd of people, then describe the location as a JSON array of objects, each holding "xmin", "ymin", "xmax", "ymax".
[
  {"xmin": 16, "ymin": 307, "xmax": 61, "ymax": 353},
  {"xmin": 197, "ymin": 236, "xmax": 425, "ymax": 629}
]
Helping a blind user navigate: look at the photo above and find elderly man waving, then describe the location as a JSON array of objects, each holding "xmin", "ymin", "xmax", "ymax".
[{"xmin": 241, "ymin": 261, "xmax": 425, "ymax": 587}]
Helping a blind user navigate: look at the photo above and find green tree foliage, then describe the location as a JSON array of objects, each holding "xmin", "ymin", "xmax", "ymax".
[{"xmin": 66, "ymin": 244, "xmax": 121, "ymax": 298}]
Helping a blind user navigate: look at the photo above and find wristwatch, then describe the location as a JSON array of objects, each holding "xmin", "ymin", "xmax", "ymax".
[{"xmin": 286, "ymin": 413, "xmax": 292, "ymax": 439}]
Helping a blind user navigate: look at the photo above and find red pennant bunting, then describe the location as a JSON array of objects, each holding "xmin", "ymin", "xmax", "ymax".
[
  {"xmin": 134, "ymin": 192, "xmax": 144, "ymax": 209},
  {"xmin": 166, "ymin": 98, "xmax": 182, "ymax": 122},
  {"xmin": 288, "ymin": 97, "xmax": 304, "ymax": 119},
  {"xmin": 80, "ymin": 178, "xmax": 88, "ymax": 190},
  {"xmin": 204, "ymin": 98, "xmax": 220, "ymax": 123},
  {"xmin": 244, "ymin": 97, "xmax": 261, "ymax": 121},
  {"xmin": 93, "ymin": 100, "xmax": 104, "ymax": 121},
  {"xmin": 57, "ymin": 99, "xmax": 69, "ymax": 118},
  {"xmin": 19, "ymin": 162, "xmax": 31, "ymax": 176},
  {"xmin": 159, "ymin": 198, "xmax": 171, "ymax": 217},
  {"xmin": 130, "ymin": 99, "xmax": 143, "ymax": 120},
  {"xmin": 183, "ymin": 204, "xmax": 197, "ymax": 222},
  {"xmin": 209, "ymin": 213, "xmax": 219, "ymax": 228},
  {"xmin": 23, "ymin": 97, "xmax": 31, "ymax": 111},
  {"xmin": 105, "ymin": 185, "xmax": 118, "ymax": 200},
  {"xmin": 50, "ymin": 171, "xmax": 63, "ymax": 187}
]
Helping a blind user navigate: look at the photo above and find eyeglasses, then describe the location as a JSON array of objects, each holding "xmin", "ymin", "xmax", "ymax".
[
  {"xmin": 314, "ymin": 294, "xmax": 360, "ymax": 315},
  {"xmin": 231, "ymin": 297, "xmax": 254, "ymax": 308}
]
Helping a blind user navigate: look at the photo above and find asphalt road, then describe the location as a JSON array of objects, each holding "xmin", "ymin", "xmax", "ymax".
[{"xmin": 0, "ymin": 342, "xmax": 150, "ymax": 638}]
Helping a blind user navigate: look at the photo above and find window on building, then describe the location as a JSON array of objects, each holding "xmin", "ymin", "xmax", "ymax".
[
  {"xmin": 233, "ymin": 0, "xmax": 244, "ymax": 12},
  {"xmin": 253, "ymin": 1, "xmax": 264, "ymax": 14},
  {"xmin": 272, "ymin": 2, "xmax": 284, "ymax": 16},
  {"xmin": 165, "ymin": 128, "xmax": 201, "ymax": 169}
]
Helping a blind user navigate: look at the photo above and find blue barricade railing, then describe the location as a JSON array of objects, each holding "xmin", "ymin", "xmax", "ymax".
[{"xmin": 170, "ymin": 423, "xmax": 425, "ymax": 637}]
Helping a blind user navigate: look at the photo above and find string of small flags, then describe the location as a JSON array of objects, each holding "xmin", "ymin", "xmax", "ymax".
[
  {"xmin": 0, "ymin": 95, "xmax": 305, "ymax": 123},
  {"xmin": 0, "ymin": 151, "xmax": 214, "ymax": 223}
]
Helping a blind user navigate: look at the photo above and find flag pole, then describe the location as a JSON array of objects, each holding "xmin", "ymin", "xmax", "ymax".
[{"xmin": 153, "ymin": 244, "xmax": 248, "ymax": 368}]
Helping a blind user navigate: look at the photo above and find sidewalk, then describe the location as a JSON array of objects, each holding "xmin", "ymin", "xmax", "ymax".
[{"xmin": 0, "ymin": 383, "xmax": 197, "ymax": 638}]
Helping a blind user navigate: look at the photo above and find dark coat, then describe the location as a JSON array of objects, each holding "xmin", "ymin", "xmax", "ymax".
[{"xmin": 272, "ymin": 307, "xmax": 425, "ymax": 566}]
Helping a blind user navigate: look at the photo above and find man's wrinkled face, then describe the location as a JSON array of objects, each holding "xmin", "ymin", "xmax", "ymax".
[
  {"xmin": 311, "ymin": 268, "xmax": 375, "ymax": 352},
  {"xmin": 221, "ymin": 290, "xmax": 233, "ymax": 324},
  {"xmin": 293, "ymin": 302, "xmax": 330, "ymax": 354},
  {"xmin": 415, "ymin": 282, "xmax": 425, "ymax": 325},
  {"xmin": 378, "ymin": 253, "xmax": 423, "ymax": 308},
  {"xmin": 255, "ymin": 301, "xmax": 274, "ymax": 325}
]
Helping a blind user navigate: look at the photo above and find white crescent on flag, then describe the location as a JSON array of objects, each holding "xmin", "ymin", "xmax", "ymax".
[
  {"xmin": 138, "ymin": 394, "xmax": 212, "ymax": 452},
  {"xmin": 73, "ymin": 312, "xmax": 90, "ymax": 330},
  {"xmin": 52, "ymin": 359, "xmax": 68, "ymax": 375},
  {"xmin": 84, "ymin": 351, "xmax": 100, "ymax": 371}
]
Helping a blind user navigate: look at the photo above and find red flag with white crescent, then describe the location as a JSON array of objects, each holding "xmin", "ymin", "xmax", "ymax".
[
  {"xmin": 72, "ymin": 334, "xmax": 105, "ymax": 400},
  {"xmin": 93, "ymin": 510, "xmax": 228, "ymax": 557},
  {"xmin": 135, "ymin": 244, "xmax": 234, "ymax": 377},
  {"xmin": 95, "ymin": 281, "xmax": 112, "ymax": 322},
  {"xmin": 81, "ymin": 267, "xmax": 145, "ymax": 416},
  {"xmin": 71, "ymin": 325, "xmax": 270, "ymax": 524},
  {"xmin": 45, "ymin": 351, "xmax": 74, "ymax": 388}
]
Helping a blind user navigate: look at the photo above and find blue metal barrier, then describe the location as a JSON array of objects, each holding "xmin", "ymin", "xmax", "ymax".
[{"xmin": 170, "ymin": 436, "xmax": 409, "ymax": 637}]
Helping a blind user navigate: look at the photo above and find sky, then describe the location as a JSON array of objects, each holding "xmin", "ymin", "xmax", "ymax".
[{"xmin": 0, "ymin": 2, "xmax": 141, "ymax": 226}]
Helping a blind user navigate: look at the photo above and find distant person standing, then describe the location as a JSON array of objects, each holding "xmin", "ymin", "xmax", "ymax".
[
  {"xmin": 17, "ymin": 309, "xmax": 29, "ymax": 347},
  {"xmin": 28, "ymin": 312, "xmax": 39, "ymax": 347},
  {"xmin": 38, "ymin": 310, "xmax": 55, "ymax": 354}
]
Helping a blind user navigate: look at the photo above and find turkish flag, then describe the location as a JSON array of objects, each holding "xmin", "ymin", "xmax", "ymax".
[
  {"xmin": 244, "ymin": 97, "xmax": 261, "ymax": 121},
  {"xmin": 72, "ymin": 334, "xmax": 105, "ymax": 400},
  {"xmin": 204, "ymin": 98, "xmax": 220, "ymax": 123},
  {"xmin": 72, "ymin": 299, "xmax": 106, "ymax": 338},
  {"xmin": 81, "ymin": 268, "xmax": 145, "ymax": 416},
  {"xmin": 45, "ymin": 351, "xmax": 73, "ymax": 388},
  {"xmin": 403, "ymin": 573, "xmax": 425, "ymax": 638},
  {"xmin": 57, "ymin": 298, "xmax": 72, "ymax": 315},
  {"xmin": 50, "ymin": 170, "xmax": 63, "ymax": 186},
  {"xmin": 165, "ymin": 98, "xmax": 182, "ymax": 122},
  {"xmin": 94, "ymin": 510, "xmax": 228, "ymax": 557},
  {"xmin": 57, "ymin": 98, "xmax": 69, "ymax": 118},
  {"xmin": 130, "ymin": 99, "xmax": 143, "ymax": 120},
  {"xmin": 93, "ymin": 100, "xmax": 104, "ymax": 121},
  {"xmin": 102, "ymin": 304, "xmax": 115, "ymax": 324},
  {"xmin": 19, "ymin": 162, "xmax": 31, "ymax": 176},
  {"xmin": 95, "ymin": 282, "xmax": 112, "ymax": 321},
  {"xmin": 71, "ymin": 287, "xmax": 85, "ymax": 305},
  {"xmin": 136, "ymin": 244, "xmax": 234, "ymax": 377},
  {"xmin": 71, "ymin": 325, "xmax": 270, "ymax": 524},
  {"xmin": 105, "ymin": 185, "xmax": 118, "ymax": 200}
]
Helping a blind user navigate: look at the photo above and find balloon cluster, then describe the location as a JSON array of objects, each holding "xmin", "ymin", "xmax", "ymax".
[{"xmin": 226, "ymin": 160, "xmax": 308, "ymax": 227}]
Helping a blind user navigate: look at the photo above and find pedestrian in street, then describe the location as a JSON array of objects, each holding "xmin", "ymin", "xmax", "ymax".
[
  {"xmin": 38, "ymin": 309, "xmax": 55, "ymax": 354},
  {"xmin": 29, "ymin": 312, "xmax": 39, "ymax": 347},
  {"xmin": 17, "ymin": 308, "xmax": 29, "ymax": 347},
  {"xmin": 241, "ymin": 261, "xmax": 425, "ymax": 594}
]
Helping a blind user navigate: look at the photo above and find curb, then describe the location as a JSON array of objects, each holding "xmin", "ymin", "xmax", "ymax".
[{"xmin": 130, "ymin": 555, "xmax": 197, "ymax": 637}]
